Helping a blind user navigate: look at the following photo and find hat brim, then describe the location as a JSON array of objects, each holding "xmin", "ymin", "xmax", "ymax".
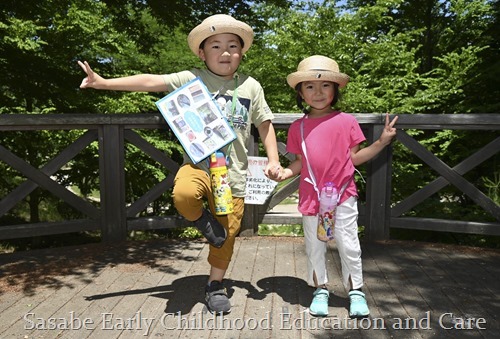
[
  {"xmin": 287, "ymin": 70, "xmax": 349, "ymax": 89},
  {"xmin": 188, "ymin": 18, "xmax": 254, "ymax": 56}
]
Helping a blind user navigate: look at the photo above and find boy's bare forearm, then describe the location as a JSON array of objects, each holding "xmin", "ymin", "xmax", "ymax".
[
  {"xmin": 93, "ymin": 74, "xmax": 167, "ymax": 92},
  {"xmin": 258, "ymin": 120, "xmax": 280, "ymax": 163}
]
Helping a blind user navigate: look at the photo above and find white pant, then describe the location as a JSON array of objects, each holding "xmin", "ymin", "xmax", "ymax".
[{"xmin": 303, "ymin": 196, "xmax": 363, "ymax": 290}]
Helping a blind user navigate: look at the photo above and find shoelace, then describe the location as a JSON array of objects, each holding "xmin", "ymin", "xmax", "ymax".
[
  {"xmin": 313, "ymin": 291, "xmax": 329, "ymax": 303},
  {"xmin": 208, "ymin": 281, "xmax": 226, "ymax": 293},
  {"xmin": 350, "ymin": 294, "xmax": 366, "ymax": 303}
]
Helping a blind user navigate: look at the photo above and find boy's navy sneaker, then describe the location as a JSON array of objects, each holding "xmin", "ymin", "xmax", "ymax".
[
  {"xmin": 205, "ymin": 280, "xmax": 231, "ymax": 314},
  {"xmin": 193, "ymin": 209, "xmax": 227, "ymax": 248}
]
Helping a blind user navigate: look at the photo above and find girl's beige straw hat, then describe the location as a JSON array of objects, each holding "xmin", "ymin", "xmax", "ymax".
[
  {"xmin": 287, "ymin": 55, "xmax": 350, "ymax": 88},
  {"xmin": 188, "ymin": 14, "xmax": 254, "ymax": 56}
]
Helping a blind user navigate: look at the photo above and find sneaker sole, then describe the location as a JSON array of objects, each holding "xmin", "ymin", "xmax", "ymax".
[
  {"xmin": 205, "ymin": 289, "xmax": 231, "ymax": 315},
  {"xmin": 205, "ymin": 305, "xmax": 231, "ymax": 315},
  {"xmin": 349, "ymin": 313, "xmax": 370, "ymax": 319},
  {"xmin": 309, "ymin": 310, "xmax": 328, "ymax": 317}
]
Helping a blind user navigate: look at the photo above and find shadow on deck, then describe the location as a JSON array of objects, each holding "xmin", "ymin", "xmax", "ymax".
[{"xmin": 0, "ymin": 236, "xmax": 499, "ymax": 338}]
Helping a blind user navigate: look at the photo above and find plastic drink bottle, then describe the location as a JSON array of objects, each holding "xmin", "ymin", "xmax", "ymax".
[
  {"xmin": 209, "ymin": 151, "xmax": 234, "ymax": 215},
  {"xmin": 317, "ymin": 181, "xmax": 338, "ymax": 241}
]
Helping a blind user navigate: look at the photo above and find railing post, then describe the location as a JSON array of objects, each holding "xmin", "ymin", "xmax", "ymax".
[
  {"xmin": 98, "ymin": 125, "xmax": 127, "ymax": 242},
  {"xmin": 240, "ymin": 126, "xmax": 260, "ymax": 236},
  {"xmin": 364, "ymin": 123, "xmax": 393, "ymax": 241}
]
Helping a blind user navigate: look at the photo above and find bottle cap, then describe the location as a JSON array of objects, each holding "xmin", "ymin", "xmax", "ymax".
[{"xmin": 210, "ymin": 151, "xmax": 226, "ymax": 168}]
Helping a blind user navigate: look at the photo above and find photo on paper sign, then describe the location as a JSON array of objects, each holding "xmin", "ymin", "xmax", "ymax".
[
  {"xmin": 213, "ymin": 124, "xmax": 231, "ymax": 140},
  {"xmin": 188, "ymin": 83, "xmax": 205, "ymax": 104},
  {"xmin": 177, "ymin": 94, "xmax": 191, "ymax": 108},
  {"xmin": 172, "ymin": 117, "xmax": 189, "ymax": 133},
  {"xmin": 198, "ymin": 102, "xmax": 219, "ymax": 125},
  {"xmin": 166, "ymin": 100, "xmax": 180, "ymax": 117}
]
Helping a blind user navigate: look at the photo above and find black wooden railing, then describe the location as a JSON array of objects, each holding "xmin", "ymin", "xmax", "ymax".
[{"xmin": 1, "ymin": 113, "xmax": 499, "ymax": 242}]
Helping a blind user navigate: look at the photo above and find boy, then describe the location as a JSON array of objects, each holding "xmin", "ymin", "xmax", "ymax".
[{"xmin": 78, "ymin": 14, "xmax": 281, "ymax": 314}]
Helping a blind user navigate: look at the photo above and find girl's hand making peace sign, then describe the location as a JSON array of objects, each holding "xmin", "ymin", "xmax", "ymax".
[{"xmin": 379, "ymin": 113, "xmax": 398, "ymax": 146}]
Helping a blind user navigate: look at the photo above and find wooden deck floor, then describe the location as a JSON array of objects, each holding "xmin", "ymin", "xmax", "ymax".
[{"xmin": 0, "ymin": 236, "xmax": 499, "ymax": 339}]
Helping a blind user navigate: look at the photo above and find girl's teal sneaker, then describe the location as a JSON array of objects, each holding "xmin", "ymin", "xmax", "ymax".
[
  {"xmin": 348, "ymin": 290, "xmax": 370, "ymax": 318},
  {"xmin": 309, "ymin": 288, "xmax": 329, "ymax": 316}
]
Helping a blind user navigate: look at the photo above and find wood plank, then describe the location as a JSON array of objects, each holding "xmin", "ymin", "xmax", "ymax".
[
  {"xmin": 0, "ymin": 274, "xmax": 80, "ymax": 336},
  {"xmin": 350, "ymin": 243, "xmax": 397, "ymax": 338},
  {"xmin": 0, "ymin": 130, "xmax": 97, "ymax": 217},
  {"xmin": 93, "ymin": 269, "xmax": 166, "ymax": 338},
  {"xmin": 238, "ymin": 237, "xmax": 276, "ymax": 339},
  {"xmin": 392, "ymin": 136, "xmax": 500, "ymax": 217},
  {"xmin": 0, "ymin": 219, "xmax": 100, "ymax": 240},
  {"xmin": 0, "ymin": 143, "xmax": 100, "ymax": 218},
  {"xmin": 83, "ymin": 272, "xmax": 159, "ymax": 339},
  {"xmin": 259, "ymin": 214, "xmax": 303, "ymax": 225},
  {"xmin": 98, "ymin": 125, "xmax": 126, "ymax": 242},
  {"xmin": 1, "ymin": 237, "xmax": 499, "ymax": 338},
  {"xmin": 216, "ymin": 237, "xmax": 262, "ymax": 339},
  {"xmin": 175, "ymin": 242, "xmax": 214, "ymax": 339},
  {"xmin": 126, "ymin": 177, "xmax": 174, "ymax": 217},
  {"xmin": 57, "ymin": 269, "xmax": 139, "ymax": 339},
  {"xmin": 0, "ymin": 291, "xmax": 25, "ymax": 318},
  {"xmin": 362, "ymin": 242, "xmax": 431, "ymax": 338},
  {"xmin": 127, "ymin": 215, "xmax": 192, "ymax": 230},
  {"xmin": 397, "ymin": 131, "xmax": 500, "ymax": 220},
  {"xmin": 364, "ymin": 124, "xmax": 392, "ymax": 240},
  {"xmin": 147, "ymin": 240, "xmax": 209, "ymax": 338},
  {"xmin": 270, "ymin": 238, "xmax": 303, "ymax": 339},
  {"xmin": 24, "ymin": 267, "xmax": 122, "ymax": 338},
  {"xmin": 423, "ymin": 245, "xmax": 500, "ymax": 323},
  {"xmin": 84, "ymin": 238, "xmax": 205, "ymax": 338},
  {"xmin": 394, "ymin": 242, "xmax": 482, "ymax": 338},
  {"xmin": 391, "ymin": 218, "xmax": 500, "ymax": 235},
  {"xmin": 1, "ymin": 113, "xmax": 499, "ymax": 130},
  {"xmin": 124, "ymin": 129, "xmax": 180, "ymax": 171}
]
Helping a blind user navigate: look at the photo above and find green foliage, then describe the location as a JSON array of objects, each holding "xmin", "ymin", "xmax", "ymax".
[
  {"xmin": 1, "ymin": 0, "xmax": 498, "ymax": 248},
  {"xmin": 128, "ymin": 227, "xmax": 203, "ymax": 241},
  {"xmin": 259, "ymin": 224, "xmax": 304, "ymax": 237},
  {"xmin": 483, "ymin": 171, "xmax": 500, "ymax": 205}
]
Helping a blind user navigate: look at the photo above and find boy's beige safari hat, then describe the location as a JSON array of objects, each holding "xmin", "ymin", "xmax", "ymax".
[
  {"xmin": 287, "ymin": 55, "xmax": 350, "ymax": 89},
  {"xmin": 188, "ymin": 14, "xmax": 254, "ymax": 56}
]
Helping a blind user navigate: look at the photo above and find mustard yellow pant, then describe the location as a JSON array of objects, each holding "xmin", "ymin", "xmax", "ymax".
[{"xmin": 172, "ymin": 164, "xmax": 244, "ymax": 270}]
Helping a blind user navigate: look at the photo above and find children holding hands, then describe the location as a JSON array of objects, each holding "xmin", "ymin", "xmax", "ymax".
[{"xmin": 79, "ymin": 14, "xmax": 396, "ymax": 319}]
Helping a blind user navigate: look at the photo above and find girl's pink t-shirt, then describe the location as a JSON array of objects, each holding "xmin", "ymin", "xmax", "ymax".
[{"xmin": 287, "ymin": 111, "xmax": 366, "ymax": 216}]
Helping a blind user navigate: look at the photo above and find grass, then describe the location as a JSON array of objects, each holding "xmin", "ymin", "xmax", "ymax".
[{"xmin": 258, "ymin": 224, "xmax": 304, "ymax": 237}]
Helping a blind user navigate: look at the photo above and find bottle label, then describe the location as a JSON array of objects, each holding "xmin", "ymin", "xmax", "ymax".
[
  {"xmin": 317, "ymin": 206, "xmax": 336, "ymax": 241},
  {"xmin": 210, "ymin": 167, "xmax": 234, "ymax": 215},
  {"xmin": 317, "ymin": 182, "xmax": 338, "ymax": 242}
]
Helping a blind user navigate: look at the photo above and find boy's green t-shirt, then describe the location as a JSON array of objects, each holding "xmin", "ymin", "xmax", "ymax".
[{"xmin": 162, "ymin": 68, "xmax": 274, "ymax": 197}]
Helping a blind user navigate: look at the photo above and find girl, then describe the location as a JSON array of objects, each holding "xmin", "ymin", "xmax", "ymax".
[{"xmin": 278, "ymin": 55, "xmax": 397, "ymax": 318}]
